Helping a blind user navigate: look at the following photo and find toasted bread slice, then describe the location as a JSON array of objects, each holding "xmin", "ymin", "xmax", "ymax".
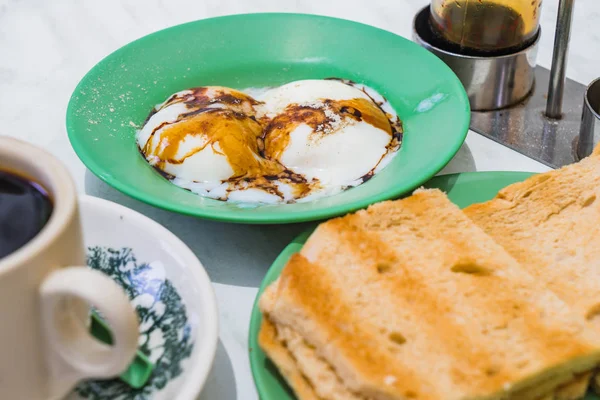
[
  {"xmin": 464, "ymin": 153, "xmax": 600, "ymax": 333},
  {"xmin": 258, "ymin": 318, "xmax": 321, "ymax": 400},
  {"xmin": 260, "ymin": 317, "xmax": 593, "ymax": 400},
  {"xmin": 260, "ymin": 317, "xmax": 366, "ymax": 400},
  {"xmin": 260, "ymin": 189, "xmax": 600, "ymax": 400},
  {"xmin": 555, "ymin": 372, "xmax": 592, "ymax": 400}
]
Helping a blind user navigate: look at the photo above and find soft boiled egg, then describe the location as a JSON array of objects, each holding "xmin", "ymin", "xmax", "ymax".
[
  {"xmin": 136, "ymin": 80, "xmax": 402, "ymax": 204},
  {"xmin": 137, "ymin": 86, "xmax": 276, "ymax": 183},
  {"xmin": 259, "ymin": 80, "xmax": 400, "ymax": 187}
]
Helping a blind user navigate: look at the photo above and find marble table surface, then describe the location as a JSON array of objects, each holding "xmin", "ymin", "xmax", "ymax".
[{"xmin": 2, "ymin": 0, "xmax": 600, "ymax": 398}]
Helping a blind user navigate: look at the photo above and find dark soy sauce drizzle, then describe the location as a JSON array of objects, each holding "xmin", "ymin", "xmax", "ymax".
[{"xmin": 0, "ymin": 171, "xmax": 53, "ymax": 259}]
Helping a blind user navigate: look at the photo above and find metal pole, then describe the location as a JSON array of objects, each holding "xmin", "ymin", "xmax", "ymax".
[{"xmin": 545, "ymin": 0, "xmax": 575, "ymax": 119}]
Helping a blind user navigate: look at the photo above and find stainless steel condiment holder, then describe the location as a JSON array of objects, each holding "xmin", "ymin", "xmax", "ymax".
[
  {"xmin": 413, "ymin": 1, "xmax": 589, "ymax": 169},
  {"xmin": 577, "ymin": 79, "xmax": 600, "ymax": 159}
]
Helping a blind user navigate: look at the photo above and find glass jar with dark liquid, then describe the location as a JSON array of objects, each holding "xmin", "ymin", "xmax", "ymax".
[{"xmin": 430, "ymin": 0, "xmax": 542, "ymax": 55}]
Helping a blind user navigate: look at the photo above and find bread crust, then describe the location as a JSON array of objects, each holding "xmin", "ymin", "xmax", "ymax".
[
  {"xmin": 465, "ymin": 153, "xmax": 600, "ymax": 329},
  {"xmin": 259, "ymin": 318, "xmax": 322, "ymax": 400},
  {"xmin": 260, "ymin": 317, "xmax": 594, "ymax": 400},
  {"xmin": 260, "ymin": 190, "xmax": 600, "ymax": 400}
]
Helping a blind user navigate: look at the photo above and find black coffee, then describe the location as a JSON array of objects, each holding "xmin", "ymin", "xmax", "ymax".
[{"xmin": 0, "ymin": 170, "xmax": 53, "ymax": 259}]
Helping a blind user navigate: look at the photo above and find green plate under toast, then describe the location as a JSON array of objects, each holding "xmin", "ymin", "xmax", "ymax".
[
  {"xmin": 248, "ymin": 171, "xmax": 600, "ymax": 400},
  {"xmin": 66, "ymin": 13, "xmax": 469, "ymax": 224}
]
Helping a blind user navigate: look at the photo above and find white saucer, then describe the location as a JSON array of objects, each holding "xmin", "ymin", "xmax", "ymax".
[{"xmin": 66, "ymin": 195, "xmax": 218, "ymax": 400}]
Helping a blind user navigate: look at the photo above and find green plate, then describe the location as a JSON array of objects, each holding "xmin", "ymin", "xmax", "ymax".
[
  {"xmin": 67, "ymin": 13, "xmax": 469, "ymax": 224},
  {"xmin": 248, "ymin": 171, "xmax": 598, "ymax": 400}
]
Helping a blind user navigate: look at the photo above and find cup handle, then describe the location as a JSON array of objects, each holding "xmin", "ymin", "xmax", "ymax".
[{"xmin": 39, "ymin": 266, "xmax": 139, "ymax": 397}]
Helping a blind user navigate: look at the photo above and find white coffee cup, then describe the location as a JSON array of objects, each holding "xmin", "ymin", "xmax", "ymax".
[{"xmin": 0, "ymin": 137, "xmax": 139, "ymax": 400}]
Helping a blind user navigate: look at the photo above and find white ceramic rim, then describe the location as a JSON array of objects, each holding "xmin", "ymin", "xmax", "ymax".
[
  {"xmin": 0, "ymin": 136, "xmax": 78, "ymax": 275},
  {"xmin": 79, "ymin": 195, "xmax": 219, "ymax": 400}
]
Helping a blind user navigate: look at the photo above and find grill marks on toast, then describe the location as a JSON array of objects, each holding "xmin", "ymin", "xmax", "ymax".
[
  {"xmin": 275, "ymin": 252, "xmax": 427, "ymax": 399},
  {"xmin": 331, "ymin": 193, "xmax": 596, "ymax": 397},
  {"xmin": 260, "ymin": 318, "xmax": 594, "ymax": 400},
  {"xmin": 464, "ymin": 155, "xmax": 600, "ymax": 331},
  {"xmin": 317, "ymin": 216, "xmax": 518, "ymax": 396},
  {"xmin": 355, "ymin": 195, "xmax": 595, "ymax": 356},
  {"xmin": 260, "ymin": 189, "xmax": 600, "ymax": 400}
]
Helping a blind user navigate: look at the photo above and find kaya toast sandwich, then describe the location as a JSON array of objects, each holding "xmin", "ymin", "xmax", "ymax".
[
  {"xmin": 465, "ymin": 147, "xmax": 600, "ymax": 393},
  {"xmin": 259, "ymin": 189, "xmax": 600, "ymax": 400}
]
